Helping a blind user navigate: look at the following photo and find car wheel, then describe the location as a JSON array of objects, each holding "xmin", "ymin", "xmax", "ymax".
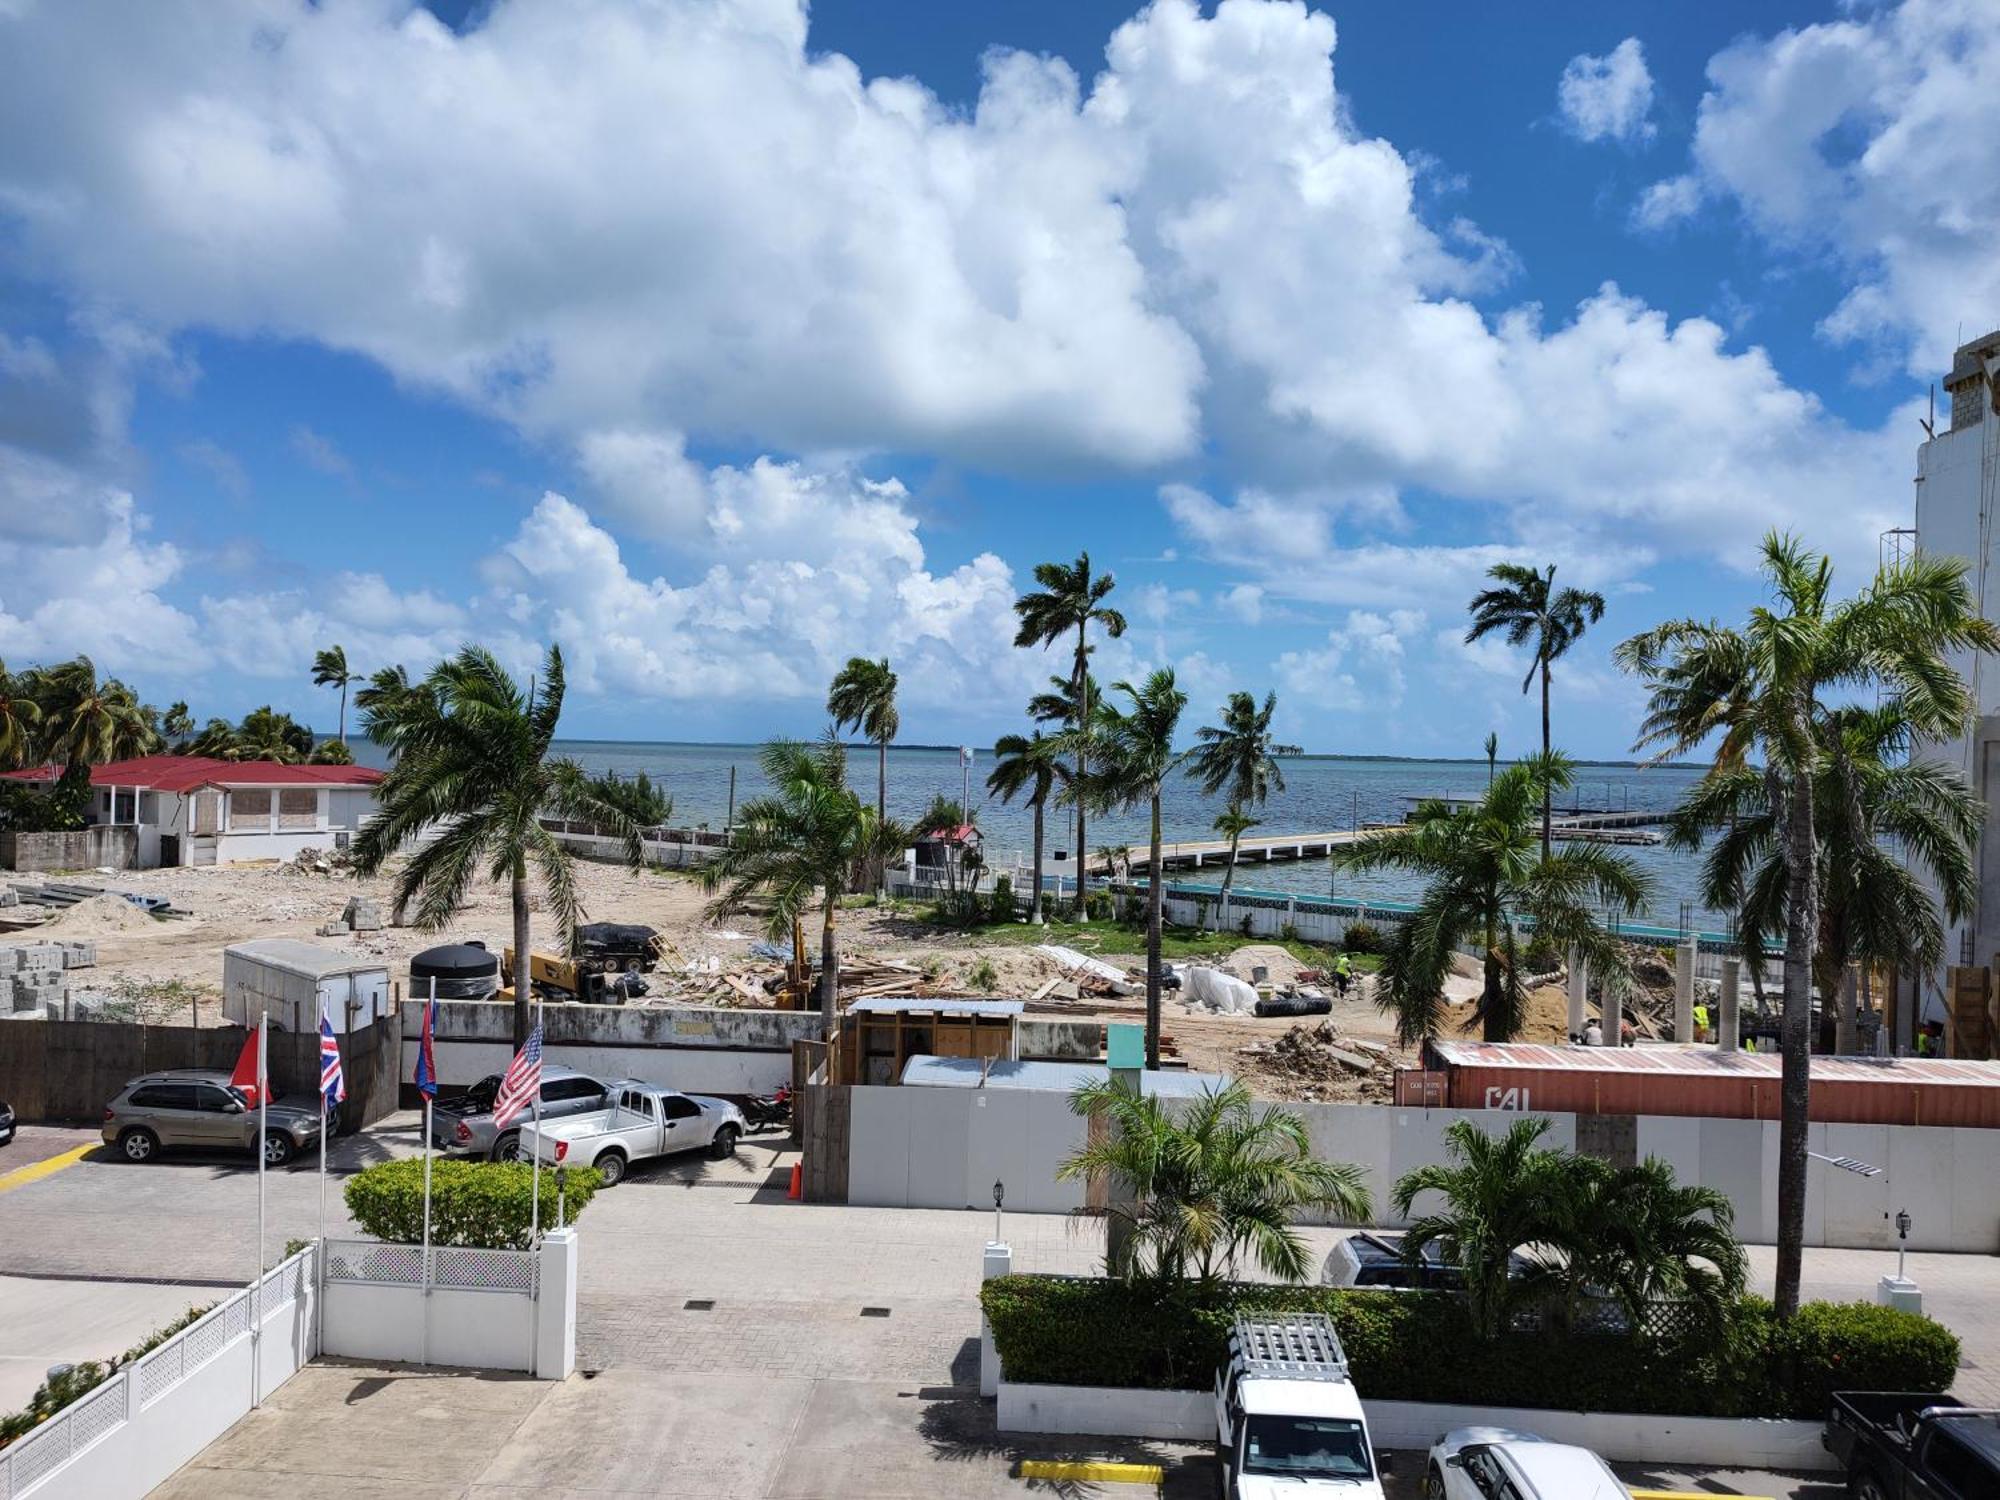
[
  {"xmin": 492, "ymin": 1130, "xmax": 522, "ymax": 1163},
  {"xmin": 119, "ymin": 1127, "xmax": 160, "ymax": 1163},
  {"xmin": 1424, "ymin": 1462, "xmax": 1448, "ymax": 1500},
  {"xmin": 594, "ymin": 1149, "xmax": 626, "ymax": 1187},
  {"xmin": 263, "ymin": 1131, "xmax": 296, "ymax": 1167},
  {"xmin": 709, "ymin": 1124, "xmax": 739, "ymax": 1160},
  {"xmin": 1853, "ymin": 1473, "xmax": 1889, "ymax": 1500}
]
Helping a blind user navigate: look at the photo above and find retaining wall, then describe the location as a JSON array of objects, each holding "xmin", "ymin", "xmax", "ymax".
[
  {"xmin": 809, "ymin": 1084, "xmax": 2000, "ymax": 1252},
  {"xmin": 0, "ymin": 826, "xmax": 138, "ymax": 872},
  {"xmin": 399, "ymin": 998, "xmax": 822, "ymax": 1103},
  {"xmin": 0, "ymin": 1015, "xmax": 402, "ymax": 1129}
]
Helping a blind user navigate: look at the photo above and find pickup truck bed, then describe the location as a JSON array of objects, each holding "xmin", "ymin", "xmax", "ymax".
[
  {"xmin": 525, "ymin": 1080, "xmax": 744, "ymax": 1186},
  {"xmin": 1825, "ymin": 1391, "xmax": 2000, "ymax": 1499}
]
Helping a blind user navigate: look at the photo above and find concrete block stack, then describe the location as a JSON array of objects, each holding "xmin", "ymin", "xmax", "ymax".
[
  {"xmin": 0, "ymin": 939, "xmax": 95, "ymax": 1017},
  {"xmin": 319, "ymin": 896, "xmax": 385, "ymax": 938}
]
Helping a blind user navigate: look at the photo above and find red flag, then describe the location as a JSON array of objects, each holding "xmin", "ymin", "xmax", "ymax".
[{"xmin": 229, "ymin": 1027, "xmax": 262, "ymax": 1108}]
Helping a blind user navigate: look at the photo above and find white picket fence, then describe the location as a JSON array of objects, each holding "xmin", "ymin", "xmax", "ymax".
[{"xmin": 0, "ymin": 1246, "xmax": 317, "ymax": 1500}]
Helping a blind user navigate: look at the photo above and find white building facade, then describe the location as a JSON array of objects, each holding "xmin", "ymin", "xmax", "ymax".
[{"xmin": 1913, "ymin": 329, "xmax": 2000, "ymax": 1036}]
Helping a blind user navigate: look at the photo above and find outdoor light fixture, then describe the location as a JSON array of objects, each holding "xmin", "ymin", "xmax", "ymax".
[{"xmin": 1895, "ymin": 1208, "xmax": 1912, "ymax": 1281}]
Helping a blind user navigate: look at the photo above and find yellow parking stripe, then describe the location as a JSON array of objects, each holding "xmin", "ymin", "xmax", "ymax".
[
  {"xmin": 1017, "ymin": 1460, "xmax": 1165, "ymax": 1485},
  {"xmin": 0, "ymin": 1143, "xmax": 95, "ymax": 1195},
  {"xmin": 1632, "ymin": 1492, "xmax": 1776, "ymax": 1500}
]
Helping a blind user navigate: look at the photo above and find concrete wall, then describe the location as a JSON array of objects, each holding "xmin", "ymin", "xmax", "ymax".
[
  {"xmin": 825, "ymin": 1085, "xmax": 2000, "ymax": 1253},
  {"xmin": 0, "ymin": 1015, "xmax": 402, "ymax": 1130},
  {"xmin": 399, "ymin": 998, "xmax": 822, "ymax": 1101},
  {"xmin": 0, "ymin": 826, "xmax": 138, "ymax": 872}
]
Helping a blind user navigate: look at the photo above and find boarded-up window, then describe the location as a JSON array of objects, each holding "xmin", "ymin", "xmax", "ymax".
[
  {"xmin": 193, "ymin": 793, "xmax": 220, "ymax": 835},
  {"xmin": 229, "ymin": 789, "xmax": 272, "ymax": 830},
  {"xmin": 279, "ymin": 789, "xmax": 319, "ymax": 829}
]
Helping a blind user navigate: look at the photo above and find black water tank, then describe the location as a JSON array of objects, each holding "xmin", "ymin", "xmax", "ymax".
[{"xmin": 409, "ymin": 941, "xmax": 501, "ymax": 1000}]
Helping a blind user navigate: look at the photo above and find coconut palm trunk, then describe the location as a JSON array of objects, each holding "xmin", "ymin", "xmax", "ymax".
[
  {"xmin": 1145, "ymin": 789, "xmax": 1164, "ymax": 1068},
  {"xmin": 820, "ymin": 890, "xmax": 840, "ymax": 1029},
  {"xmin": 1774, "ymin": 750, "xmax": 1818, "ymax": 1316},
  {"xmin": 1074, "ymin": 625, "xmax": 1089, "ymax": 910},
  {"xmin": 1029, "ymin": 797, "xmax": 1045, "ymax": 923},
  {"xmin": 1539, "ymin": 657, "xmax": 1552, "ymax": 862},
  {"xmin": 1221, "ymin": 826, "xmax": 1242, "ymax": 898},
  {"xmin": 876, "ymin": 736, "xmax": 889, "ymax": 895}
]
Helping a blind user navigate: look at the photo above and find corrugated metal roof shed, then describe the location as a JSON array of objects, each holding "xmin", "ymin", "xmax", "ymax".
[
  {"xmin": 1427, "ymin": 1040, "xmax": 2000, "ymax": 1086},
  {"xmin": 900, "ymin": 1055, "xmax": 1229, "ymax": 1096},
  {"xmin": 846, "ymin": 998, "xmax": 1024, "ymax": 1017}
]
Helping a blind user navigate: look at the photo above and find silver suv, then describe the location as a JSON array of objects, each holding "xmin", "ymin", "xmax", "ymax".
[
  {"xmin": 431, "ymin": 1066, "xmax": 610, "ymax": 1160},
  {"xmin": 103, "ymin": 1071, "xmax": 323, "ymax": 1167}
]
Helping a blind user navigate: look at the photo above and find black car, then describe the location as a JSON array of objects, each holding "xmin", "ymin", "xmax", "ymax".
[{"xmin": 0, "ymin": 1098, "xmax": 13, "ymax": 1147}]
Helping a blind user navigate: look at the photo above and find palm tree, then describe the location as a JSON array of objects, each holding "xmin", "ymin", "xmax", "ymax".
[
  {"xmin": 23, "ymin": 658, "xmax": 157, "ymax": 819},
  {"xmin": 355, "ymin": 663, "xmax": 415, "ymax": 727},
  {"xmin": 1541, "ymin": 1156, "xmax": 1747, "ymax": 1332},
  {"xmin": 1014, "ymin": 553, "xmax": 1127, "ymax": 900},
  {"xmin": 988, "ymin": 731, "xmax": 1058, "ymax": 922},
  {"xmin": 1082, "ymin": 669, "xmax": 1187, "ymax": 1068},
  {"xmin": 701, "ymin": 735, "xmax": 898, "ymax": 1029},
  {"xmin": 227, "ymin": 706, "xmax": 314, "ymax": 764},
  {"xmin": 0, "ymin": 664, "xmax": 43, "ymax": 772},
  {"xmin": 1208, "ymin": 805, "xmax": 1260, "ymax": 901},
  {"xmin": 161, "ymin": 701, "xmax": 194, "ymax": 743},
  {"xmin": 1483, "ymin": 731, "xmax": 1498, "ymax": 788},
  {"xmin": 1616, "ymin": 533, "xmax": 2000, "ymax": 1317},
  {"xmin": 312, "ymin": 645, "xmax": 357, "ymax": 746},
  {"xmin": 1334, "ymin": 754, "xmax": 1650, "ymax": 1043},
  {"xmin": 187, "ymin": 718, "xmax": 240, "ymax": 758},
  {"xmin": 1465, "ymin": 563, "xmax": 1606, "ymax": 861},
  {"xmin": 310, "ymin": 738, "xmax": 355, "ymax": 765},
  {"xmin": 1393, "ymin": 1117, "xmax": 1567, "ymax": 1339},
  {"xmin": 1059, "ymin": 1077, "xmax": 1370, "ymax": 1285},
  {"xmin": 1668, "ymin": 701, "xmax": 1980, "ymax": 1054},
  {"xmin": 826, "ymin": 657, "xmax": 899, "ymax": 890},
  {"xmin": 913, "ymin": 793, "xmax": 979, "ymax": 908},
  {"xmin": 351, "ymin": 645, "xmax": 643, "ymax": 1045},
  {"xmin": 1188, "ymin": 690, "xmax": 1286, "ymax": 900}
]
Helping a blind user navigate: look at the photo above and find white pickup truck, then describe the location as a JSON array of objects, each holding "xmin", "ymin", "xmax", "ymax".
[
  {"xmin": 1215, "ymin": 1314, "xmax": 1388, "ymax": 1499},
  {"xmin": 524, "ymin": 1080, "xmax": 746, "ymax": 1186}
]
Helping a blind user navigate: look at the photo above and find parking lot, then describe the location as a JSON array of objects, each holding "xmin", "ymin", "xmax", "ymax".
[{"xmin": 0, "ymin": 1118, "xmax": 1969, "ymax": 1497}]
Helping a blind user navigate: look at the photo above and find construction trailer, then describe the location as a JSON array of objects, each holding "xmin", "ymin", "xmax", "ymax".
[
  {"xmin": 223, "ymin": 939, "xmax": 392, "ymax": 1034},
  {"xmin": 829, "ymin": 997, "xmax": 1020, "ymax": 1086}
]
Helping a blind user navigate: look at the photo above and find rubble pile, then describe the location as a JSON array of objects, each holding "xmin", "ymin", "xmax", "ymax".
[
  {"xmin": 281, "ymin": 845, "xmax": 354, "ymax": 876},
  {"xmin": 1238, "ymin": 1020, "xmax": 1398, "ymax": 1103}
]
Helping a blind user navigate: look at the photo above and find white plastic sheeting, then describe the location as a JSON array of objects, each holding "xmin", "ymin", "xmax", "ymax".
[{"xmin": 1180, "ymin": 965, "xmax": 1257, "ymax": 1015}]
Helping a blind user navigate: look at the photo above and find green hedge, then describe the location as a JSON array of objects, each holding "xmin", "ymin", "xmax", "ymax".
[
  {"xmin": 344, "ymin": 1158, "xmax": 599, "ymax": 1248},
  {"xmin": 980, "ymin": 1275, "xmax": 1960, "ymax": 1420}
]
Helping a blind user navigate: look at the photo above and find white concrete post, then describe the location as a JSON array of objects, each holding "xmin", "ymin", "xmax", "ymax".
[
  {"xmin": 1674, "ymin": 939, "xmax": 1696, "ymax": 1043},
  {"xmin": 1718, "ymin": 956, "xmax": 1741, "ymax": 1053},
  {"xmin": 1565, "ymin": 950, "xmax": 1588, "ymax": 1040},
  {"xmin": 534, "ymin": 1228, "xmax": 578, "ymax": 1380},
  {"xmin": 980, "ymin": 1240, "xmax": 1013, "ymax": 1397}
]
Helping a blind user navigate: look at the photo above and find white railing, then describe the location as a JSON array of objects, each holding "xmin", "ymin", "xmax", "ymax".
[
  {"xmin": 322, "ymin": 1238, "xmax": 537, "ymax": 1297},
  {"xmin": 0, "ymin": 1245, "xmax": 316, "ymax": 1500}
]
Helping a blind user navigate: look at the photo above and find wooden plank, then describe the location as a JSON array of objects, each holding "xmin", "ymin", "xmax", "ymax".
[{"xmin": 1030, "ymin": 977, "xmax": 1061, "ymax": 1001}]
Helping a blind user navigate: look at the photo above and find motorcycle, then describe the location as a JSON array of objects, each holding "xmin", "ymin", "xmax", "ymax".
[{"xmin": 741, "ymin": 1084, "xmax": 792, "ymax": 1132}]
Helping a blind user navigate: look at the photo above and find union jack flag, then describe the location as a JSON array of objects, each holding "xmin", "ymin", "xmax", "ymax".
[
  {"xmin": 319, "ymin": 1014, "xmax": 346, "ymax": 1106},
  {"xmin": 491, "ymin": 1022, "xmax": 544, "ymax": 1131}
]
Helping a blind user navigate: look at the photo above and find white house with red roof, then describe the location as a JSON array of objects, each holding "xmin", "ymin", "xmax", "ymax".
[{"xmin": 1, "ymin": 755, "xmax": 387, "ymax": 869}]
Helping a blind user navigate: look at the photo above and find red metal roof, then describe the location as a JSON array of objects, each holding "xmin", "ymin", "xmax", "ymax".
[
  {"xmin": 0, "ymin": 755, "xmax": 385, "ymax": 794},
  {"xmin": 1427, "ymin": 1039, "xmax": 2000, "ymax": 1088}
]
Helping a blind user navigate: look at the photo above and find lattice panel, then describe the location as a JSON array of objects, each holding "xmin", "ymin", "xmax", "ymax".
[
  {"xmin": 325, "ymin": 1240, "xmax": 424, "ymax": 1285},
  {"xmin": 433, "ymin": 1246, "xmax": 537, "ymax": 1294}
]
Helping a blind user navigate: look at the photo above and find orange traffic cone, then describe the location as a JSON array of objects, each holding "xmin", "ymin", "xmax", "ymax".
[{"xmin": 787, "ymin": 1161, "xmax": 803, "ymax": 1200}]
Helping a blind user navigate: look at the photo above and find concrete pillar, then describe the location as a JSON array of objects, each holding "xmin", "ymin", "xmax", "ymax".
[
  {"xmin": 1718, "ymin": 955, "xmax": 1741, "ymax": 1053},
  {"xmin": 1836, "ymin": 963, "xmax": 1860, "ymax": 1056},
  {"xmin": 1674, "ymin": 938, "xmax": 1696, "ymax": 1043},
  {"xmin": 980, "ymin": 1240, "xmax": 1013, "ymax": 1397},
  {"xmin": 1565, "ymin": 950, "xmax": 1588, "ymax": 1040},
  {"xmin": 534, "ymin": 1227, "xmax": 577, "ymax": 1380}
]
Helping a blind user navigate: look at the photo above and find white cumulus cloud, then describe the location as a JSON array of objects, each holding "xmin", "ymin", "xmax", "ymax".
[{"xmin": 1558, "ymin": 38, "xmax": 1657, "ymax": 144}]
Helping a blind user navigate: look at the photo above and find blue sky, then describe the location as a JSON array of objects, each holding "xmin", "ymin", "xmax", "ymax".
[{"xmin": 1, "ymin": 0, "xmax": 1993, "ymax": 756}]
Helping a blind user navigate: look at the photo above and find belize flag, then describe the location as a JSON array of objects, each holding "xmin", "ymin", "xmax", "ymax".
[{"xmin": 414, "ymin": 994, "xmax": 438, "ymax": 1101}]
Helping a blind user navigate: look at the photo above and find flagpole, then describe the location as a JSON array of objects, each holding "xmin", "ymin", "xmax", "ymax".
[
  {"xmin": 254, "ymin": 1007, "xmax": 267, "ymax": 1409},
  {"xmin": 530, "ymin": 994, "xmax": 543, "ymax": 1245},
  {"xmin": 421, "ymin": 977, "xmax": 435, "ymax": 1366},
  {"xmin": 316, "ymin": 1001, "xmax": 330, "ymax": 1357}
]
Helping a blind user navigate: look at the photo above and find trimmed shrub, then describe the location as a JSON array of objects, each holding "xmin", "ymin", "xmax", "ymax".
[
  {"xmin": 988, "ymin": 875, "xmax": 1015, "ymax": 924},
  {"xmin": 343, "ymin": 1158, "xmax": 600, "ymax": 1248},
  {"xmin": 979, "ymin": 1274, "xmax": 1958, "ymax": 1419},
  {"xmin": 1342, "ymin": 922, "xmax": 1383, "ymax": 954}
]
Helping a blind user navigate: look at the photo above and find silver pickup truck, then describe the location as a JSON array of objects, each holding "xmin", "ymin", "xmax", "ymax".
[{"xmin": 525, "ymin": 1080, "xmax": 745, "ymax": 1186}]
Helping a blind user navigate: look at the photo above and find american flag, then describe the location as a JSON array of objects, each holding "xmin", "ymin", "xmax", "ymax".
[
  {"xmin": 319, "ymin": 1014, "xmax": 346, "ymax": 1106},
  {"xmin": 491, "ymin": 1022, "xmax": 544, "ymax": 1130}
]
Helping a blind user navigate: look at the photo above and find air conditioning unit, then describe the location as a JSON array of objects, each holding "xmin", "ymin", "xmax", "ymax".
[{"xmin": 334, "ymin": 832, "xmax": 351, "ymax": 850}]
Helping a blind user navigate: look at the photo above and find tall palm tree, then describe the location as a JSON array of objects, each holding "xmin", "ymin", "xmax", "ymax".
[
  {"xmin": 355, "ymin": 663, "xmax": 415, "ymax": 727},
  {"xmin": 1483, "ymin": 731, "xmax": 1498, "ymax": 788},
  {"xmin": 312, "ymin": 644, "xmax": 357, "ymax": 746},
  {"xmin": 1014, "ymin": 553, "xmax": 1126, "ymax": 898},
  {"xmin": 187, "ymin": 717, "xmax": 241, "ymax": 758},
  {"xmin": 1188, "ymin": 689, "xmax": 1286, "ymax": 899},
  {"xmin": 1616, "ymin": 533, "xmax": 2000, "ymax": 1317},
  {"xmin": 701, "ymin": 735, "xmax": 899, "ymax": 1029},
  {"xmin": 24, "ymin": 658, "xmax": 158, "ymax": 819},
  {"xmin": 351, "ymin": 645, "xmax": 642, "ymax": 1045},
  {"xmin": 1393, "ymin": 1116, "xmax": 1568, "ymax": 1339},
  {"xmin": 1059, "ymin": 1077, "xmax": 1370, "ymax": 1286},
  {"xmin": 826, "ymin": 657, "xmax": 899, "ymax": 890},
  {"xmin": 1465, "ymin": 563, "xmax": 1606, "ymax": 860},
  {"xmin": 1668, "ymin": 701, "xmax": 1981, "ymax": 1054},
  {"xmin": 227, "ymin": 706, "xmax": 315, "ymax": 764},
  {"xmin": 1082, "ymin": 669, "xmax": 1187, "ymax": 1067},
  {"xmin": 988, "ymin": 731, "xmax": 1059, "ymax": 922},
  {"xmin": 1334, "ymin": 753, "xmax": 1650, "ymax": 1043},
  {"xmin": 161, "ymin": 701, "xmax": 194, "ymax": 743},
  {"xmin": 0, "ymin": 664, "xmax": 43, "ymax": 772},
  {"xmin": 1208, "ymin": 805, "xmax": 1260, "ymax": 901}
]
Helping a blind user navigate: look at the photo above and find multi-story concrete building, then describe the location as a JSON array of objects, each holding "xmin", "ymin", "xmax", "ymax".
[{"xmin": 1912, "ymin": 329, "xmax": 2000, "ymax": 1042}]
